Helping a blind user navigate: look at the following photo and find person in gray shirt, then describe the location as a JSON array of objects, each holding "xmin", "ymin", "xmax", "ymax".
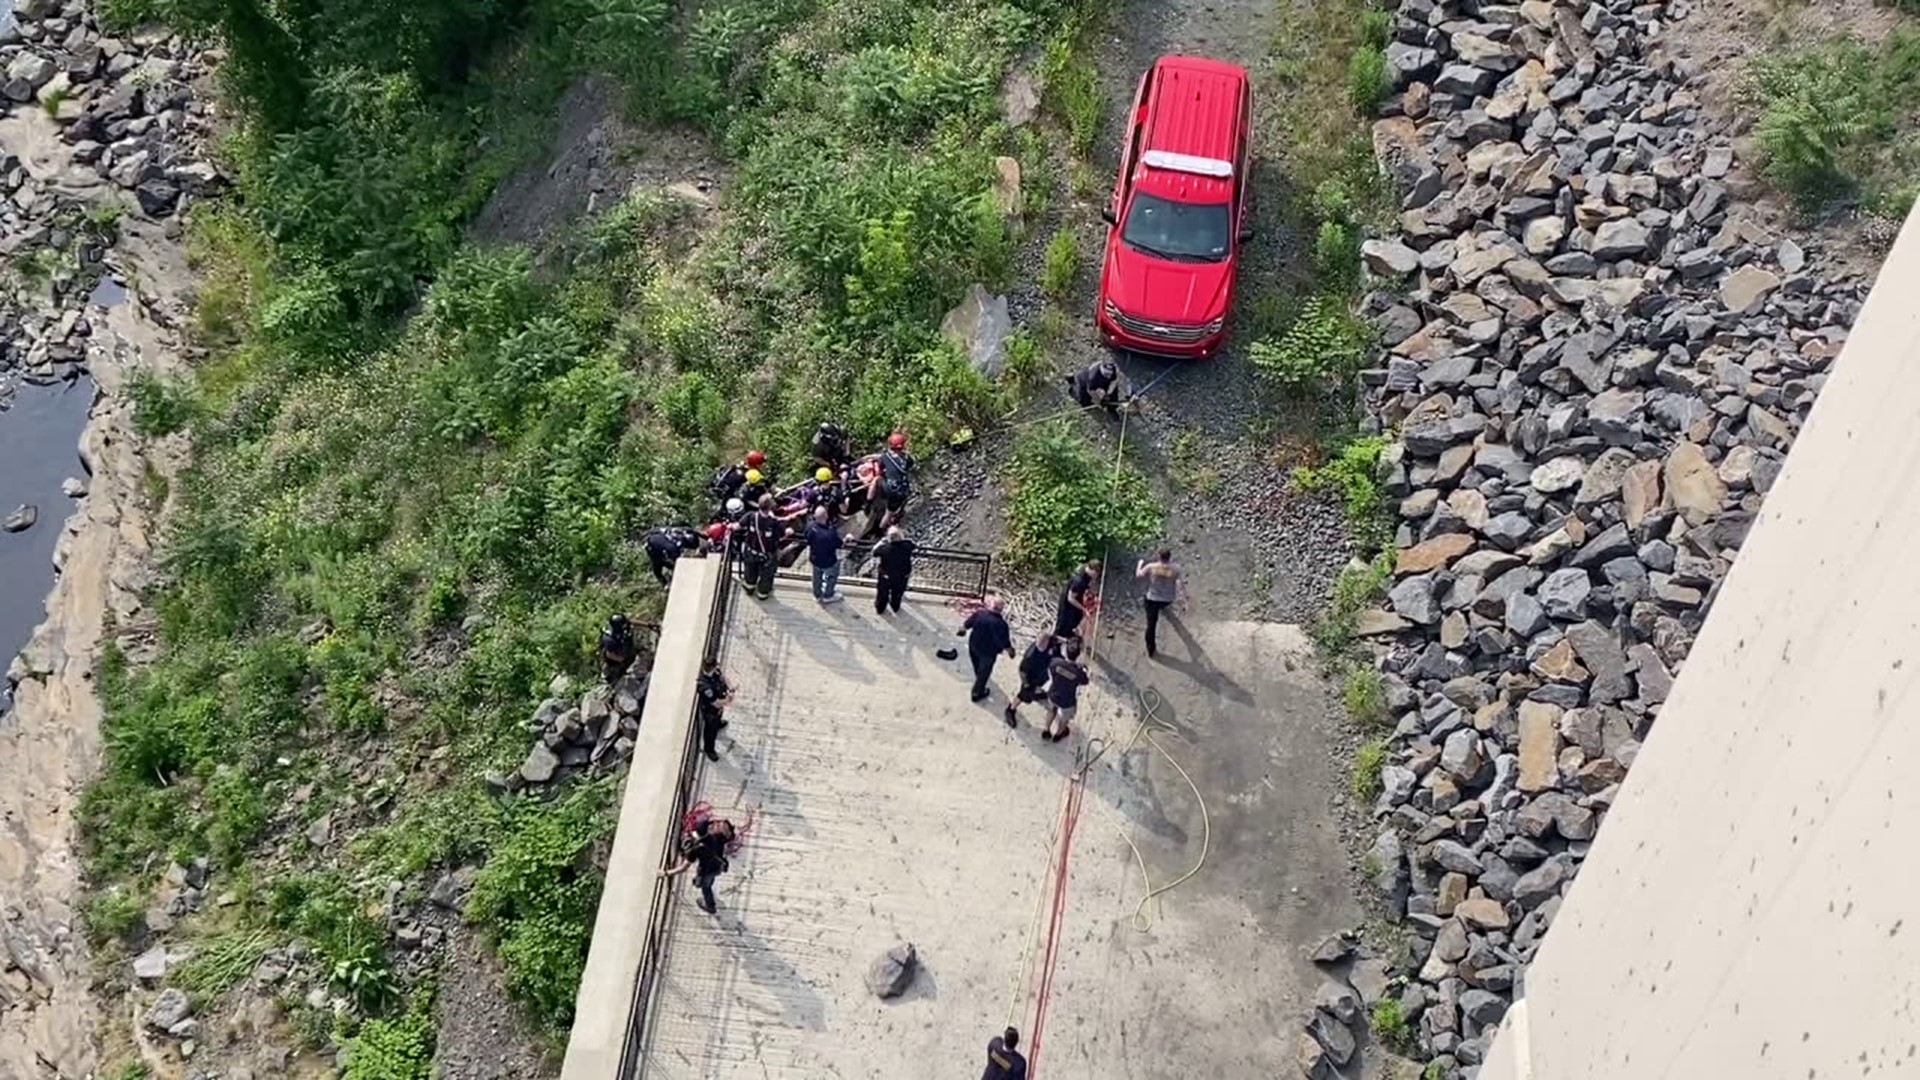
[{"xmin": 1136, "ymin": 548, "xmax": 1181, "ymax": 659}]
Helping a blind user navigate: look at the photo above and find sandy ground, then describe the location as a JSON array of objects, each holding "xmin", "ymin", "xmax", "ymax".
[{"xmin": 638, "ymin": 578, "xmax": 1358, "ymax": 1078}]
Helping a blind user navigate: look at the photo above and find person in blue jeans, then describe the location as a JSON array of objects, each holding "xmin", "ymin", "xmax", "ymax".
[{"xmin": 804, "ymin": 507, "xmax": 844, "ymax": 603}]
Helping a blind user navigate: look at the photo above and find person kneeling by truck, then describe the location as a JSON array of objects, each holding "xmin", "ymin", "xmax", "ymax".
[{"xmin": 1068, "ymin": 357, "xmax": 1131, "ymax": 415}]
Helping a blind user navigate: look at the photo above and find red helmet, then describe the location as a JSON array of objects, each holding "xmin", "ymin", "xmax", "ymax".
[
  {"xmin": 745, "ymin": 450, "xmax": 766, "ymax": 468},
  {"xmin": 887, "ymin": 431, "xmax": 907, "ymax": 450},
  {"xmin": 705, "ymin": 522, "xmax": 728, "ymax": 542}
]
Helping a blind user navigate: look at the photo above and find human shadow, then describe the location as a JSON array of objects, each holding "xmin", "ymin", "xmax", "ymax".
[{"xmin": 707, "ymin": 908, "xmax": 830, "ymax": 1031}]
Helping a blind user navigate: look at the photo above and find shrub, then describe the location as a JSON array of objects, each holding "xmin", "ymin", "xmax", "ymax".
[
  {"xmin": 1350, "ymin": 738, "xmax": 1386, "ymax": 801},
  {"xmin": 1041, "ymin": 29, "xmax": 1101, "ymax": 157},
  {"xmin": 1312, "ymin": 219, "xmax": 1360, "ymax": 294},
  {"xmin": 467, "ymin": 782, "xmax": 615, "ymax": 1031},
  {"xmin": 1742, "ymin": 32, "xmax": 1920, "ymax": 209},
  {"xmin": 126, "ymin": 370, "xmax": 195, "ymax": 438},
  {"xmin": 1309, "ymin": 550, "xmax": 1394, "ymax": 658},
  {"xmin": 1372, "ymin": 997, "xmax": 1417, "ymax": 1053},
  {"xmin": 1358, "ymin": 9, "xmax": 1391, "ymax": 49},
  {"xmin": 85, "ymin": 886, "xmax": 146, "ymax": 946},
  {"xmin": 1343, "ymin": 666, "xmax": 1388, "ymax": 731},
  {"xmin": 1249, "ymin": 295, "xmax": 1367, "ymax": 389},
  {"xmin": 1347, "ymin": 48, "xmax": 1391, "ymax": 113},
  {"xmin": 1041, "ymin": 228, "xmax": 1079, "ymax": 301},
  {"xmin": 1292, "ymin": 435, "xmax": 1390, "ymax": 545},
  {"xmin": 1006, "ymin": 424, "xmax": 1164, "ymax": 574},
  {"xmin": 343, "ymin": 989, "xmax": 437, "ymax": 1080}
]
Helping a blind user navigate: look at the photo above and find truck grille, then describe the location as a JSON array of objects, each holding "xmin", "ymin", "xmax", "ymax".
[{"xmin": 1106, "ymin": 304, "xmax": 1214, "ymax": 344}]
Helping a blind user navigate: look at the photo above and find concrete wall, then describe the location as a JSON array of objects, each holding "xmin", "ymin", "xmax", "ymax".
[
  {"xmin": 1477, "ymin": 204, "xmax": 1920, "ymax": 1079},
  {"xmin": 562, "ymin": 558, "xmax": 721, "ymax": 1080}
]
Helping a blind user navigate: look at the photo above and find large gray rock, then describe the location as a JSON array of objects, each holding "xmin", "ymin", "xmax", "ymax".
[
  {"xmin": 1720, "ymin": 265, "xmax": 1780, "ymax": 313},
  {"xmin": 866, "ymin": 941, "xmax": 918, "ymax": 999},
  {"xmin": 1591, "ymin": 219, "xmax": 1650, "ymax": 260},
  {"xmin": 1537, "ymin": 568, "xmax": 1592, "ymax": 620},
  {"xmin": 1529, "ymin": 457, "xmax": 1585, "ymax": 495},
  {"xmin": 520, "ymin": 744, "xmax": 560, "ymax": 784},
  {"xmin": 5, "ymin": 52, "xmax": 55, "ymax": 93},
  {"xmin": 1390, "ymin": 573, "xmax": 1442, "ymax": 625},
  {"xmin": 1565, "ymin": 621, "xmax": 1631, "ymax": 704},
  {"xmin": 939, "ymin": 285, "xmax": 1012, "ymax": 378},
  {"xmin": 144, "ymin": 988, "xmax": 193, "ymax": 1034},
  {"xmin": 1315, "ymin": 980, "xmax": 1362, "ymax": 1026},
  {"xmin": 1308, "ymin": 1007, "xmax": 1358, "ymax": 1065},
  {"xmin": 1362, "ymin": 238, "xmax": 1420, "ymax": 277}
]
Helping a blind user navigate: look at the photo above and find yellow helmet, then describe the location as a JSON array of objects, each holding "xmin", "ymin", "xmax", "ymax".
[
  {"xmin": 816, "ymin": 467, "xmax": 833, "ymax": 483},
  {"xmin": 746, "ymin": 469, "xmax": 763, "ymax": 484}
]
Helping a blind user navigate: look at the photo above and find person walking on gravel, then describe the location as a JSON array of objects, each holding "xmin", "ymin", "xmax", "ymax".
[{"xmin": 1135, "ymin": 548, "xmax": 1181, "ymax": 658}]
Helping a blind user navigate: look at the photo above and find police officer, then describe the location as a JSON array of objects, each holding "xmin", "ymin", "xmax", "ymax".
[
  {"xmin": 695, "ymin": 655, "xmax": 733, "ymax": 763},
  {"xmin": 1069, "ymin": 356, "xmax": 1131, "ymax": 414},
  {"xmin": 1003, "ymin": 630, "xmax": 1058, "ymax": 730},
  {"xmin": 599, "ymin": 614, "xmax": 637, "ymax": 683},
  {"xmin": 981, "ymin": 1027, "xmax": 1028, "ymax": 1080},
  {"xmin": 644, "ymin": 525, "xmax": 706, "ymax": 586}
]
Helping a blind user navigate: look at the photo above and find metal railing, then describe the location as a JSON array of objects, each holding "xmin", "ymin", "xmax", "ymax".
[
  {"xmin": 783, "ymin": 541, "xmax": 993, "ymax": 599},
  {"xmin": 614, "ymin": 551, "xmax": 739, "ymax": 1079},
  {"xmin": 612, "ymin": 542, "xmax": 991, "ymax": 1078}
]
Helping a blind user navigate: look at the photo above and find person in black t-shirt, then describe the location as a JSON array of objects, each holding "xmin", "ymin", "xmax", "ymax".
[
  {"xmin": 1053, "ymin": 559, "xmax": 1102, "ymax": 641},
  {"xmin": 694, "ymin": 657, "xmax": 733, "ymax": 762},
  {"xmin": 872, "ymin": 525, "xmax": 916, "ymax": 615},
  {"xmin": 1003, "ymin": 631, "xmax": 1058, "ymax": 730},
  {"xmin": 981, "ymin": 1027, "xmax": 1028, "ymax": 1080},
  {"xmin": 958, "ymin": 596, "xmax": 1015, "ymax": 703},
  {"xmin": 1042, "ymin": 639, "xmax": 1090, "ymax": 743},
  {"xmin": 662, "ymin": 816, "xmax": 736, "ymax": 914}
]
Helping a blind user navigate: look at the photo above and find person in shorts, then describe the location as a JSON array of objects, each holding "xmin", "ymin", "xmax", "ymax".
[
  {"xmin": 1042, "ymin": 640, "xmax": 1089, "ymax": 743},
  {"xmin": 1004, "ymin": 630, "xmax": 1058, "ymax": 730}
]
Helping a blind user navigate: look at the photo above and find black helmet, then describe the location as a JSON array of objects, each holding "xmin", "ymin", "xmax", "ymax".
[
  {"xmin": 609, "ymin": 614, "xmax": 629, "ymax": 630},
  {"xmin": 818, "ymin": 422, "xmax": 835, "ymax": 434}
]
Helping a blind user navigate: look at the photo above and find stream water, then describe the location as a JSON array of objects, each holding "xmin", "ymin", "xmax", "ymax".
[{"xmin": 0, "ymin": 380, "xmax": 95, "ymax": 688}]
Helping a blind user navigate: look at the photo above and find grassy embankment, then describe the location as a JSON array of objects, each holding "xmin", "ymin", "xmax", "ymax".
[{"xmin": 83, "ymin": 0, "xmax": 1132, "ymax": 1070}]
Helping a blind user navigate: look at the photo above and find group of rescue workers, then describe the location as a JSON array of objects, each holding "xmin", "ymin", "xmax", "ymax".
[{"xmin": 617, "ymin": 355, "xmax": 1166, "ymax": 1080}]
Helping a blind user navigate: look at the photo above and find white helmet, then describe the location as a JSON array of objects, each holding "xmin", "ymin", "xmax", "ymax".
[{"xmin": 725, "ymin": 497, "xmax": 744, "ymax": 515}]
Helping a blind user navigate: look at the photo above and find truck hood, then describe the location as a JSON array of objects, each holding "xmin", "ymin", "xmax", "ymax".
[{"xmin": 1102, "ymin": 243, "xmax": 1233, "ymax": 325}]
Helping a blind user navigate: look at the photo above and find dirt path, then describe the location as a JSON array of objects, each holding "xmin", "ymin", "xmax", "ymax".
[{"xmin": 0, "ymin": 109, "xmax": 191, "ymax": 1080}]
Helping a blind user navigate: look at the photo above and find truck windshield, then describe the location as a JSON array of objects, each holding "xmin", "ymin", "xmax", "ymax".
[{"xmin": 1121, "ymin": 193, "xmax": 1231, "ymax": 262}]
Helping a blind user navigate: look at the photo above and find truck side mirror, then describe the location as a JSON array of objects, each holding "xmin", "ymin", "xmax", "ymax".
[{"xmin": 1100, "ymin": 206, "xmax": 1118, "ymax": 227}]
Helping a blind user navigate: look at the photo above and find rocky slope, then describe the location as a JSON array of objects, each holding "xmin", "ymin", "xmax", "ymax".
[
  {"xmin": 1298, "ymin": 0, "xmax": 1871, "ymax": 1077},
  {"xmin": 1, "ymin": 0, "xmax": 213, "ymax": 1073}
]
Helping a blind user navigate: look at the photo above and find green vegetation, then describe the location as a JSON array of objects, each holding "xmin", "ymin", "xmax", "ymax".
[
  {"xmin": 1168, "ymin": 431, "xmax": 1223, "ymax": 499},
  {"xmin": 85, "ymin": 0, "xmax": 1107, "ymax": 1045},
  {"xmin": 343, "ymin": 988, "xmax": 438, "ymax": 1080},
  {"xmin": 1350, "ymin": 738, "xmax": 1386, "ymax": 801},
  {"xmin": 1741, "ymin": 28, "xmax": 1920, "ymax": 214},
  {"xmin": 1292, "ymin": 435, "xmax": 1390, "ymax": 550},
  {"xmin": 1040, "ymin": 14, "xmax": 1106, "ymax": 158},
  {"xmin": 106, "ymin": 1063, "xmax": 151, "ymax": 1080},
  {"xmin": 1343, "ymin": 666, "xmax": 1387, "ymax": 732},
  {"xmin": 1007, "ymin": 424, "xmax": 1164, "ymax": 573},
  {"xmin": 1371, "ymin": 997, "xmax": 1417, "ymax": 1054},
  {"xmin": 84, "ymin": 884, "xmax": 146, "ymax": 947},
  {"xmin": 1423, "ymin": 1062, "xmax": 1450, "ymax": 1080},
  {"xmin": 1248, "ymin": 293, "xmax": 1368, "ymax": 389},
  {"xmin": 1309, "ymin": 550, "xmax": 1393, "ymax": 660},
  {"xmin": 1041, "ymin": 227, "xmax": 1080, "ymax": 301},
  {"xmin": 173, "ymin": 928, "xmax": 274, "ymax": 996}
]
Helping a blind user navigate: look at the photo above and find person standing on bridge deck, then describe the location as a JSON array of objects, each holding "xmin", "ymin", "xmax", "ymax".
[
  {"xmin": 872, "ymin": 525, "xmax": 915, "ymax": 615},
  {"xmin": 1042, "ymin": 639, "xmax": 1090, "ymax": 743},
  {"xmin": 958, "ymin": 595, "xmax": 1015, "ymax": 703},
  {"xmin": 981, "ymin": 1027, "xmax": 1028, "ymax": 1080},
  {"xmin": 694, "ymin": 655, "xmax": 733, "ymax": 763},
  {"xmin": 1135, "ymin": 547, "xmax": 1182, "ymax": 659},
  {"xmin": 1004, "ymin": 630, "xmax": 1058, "ymax": 730},
  {"xmin": 1053, "ymin": 559, "xmax": 1101, "ymax": 642},
  {"xmin": 663, "ymin": 814, "xmax": 736, "ymax": 915},
  {"xmin": 804, "ymin": 506, "xmax": 845, "ymax": 604},
  {"xmin": 738, "ymin": 495, "xmax": 785, "ymax": 600}
]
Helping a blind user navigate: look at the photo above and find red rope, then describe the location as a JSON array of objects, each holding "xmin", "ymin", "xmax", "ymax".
[{"xmin": 1026, "ymin": 776, "xmax": 1085, "ymax": 1076}]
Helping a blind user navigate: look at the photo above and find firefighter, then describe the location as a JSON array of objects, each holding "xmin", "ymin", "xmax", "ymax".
[{"xmin": 866, "ymin": 431, "xmax": 915, "ymax": 531}]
